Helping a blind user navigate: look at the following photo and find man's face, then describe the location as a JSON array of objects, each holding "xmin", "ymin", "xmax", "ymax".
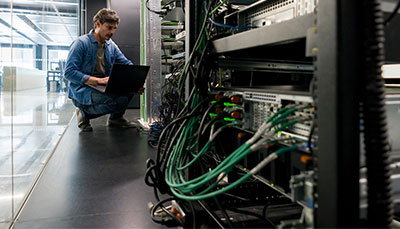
[{"xmin": 96, "ymin": 21, "xmax": 118, "ymax": 40}]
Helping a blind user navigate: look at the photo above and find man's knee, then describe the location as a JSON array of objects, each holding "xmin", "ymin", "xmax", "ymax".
[{"xmin": 113, "ymin": 95, "xmax": 129, "ymax": 112}]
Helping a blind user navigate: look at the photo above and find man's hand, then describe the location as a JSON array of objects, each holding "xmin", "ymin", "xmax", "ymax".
[
  {"xmin": 137, "ymin": 87, "xmax": 145, "ymax": 95},
  {"xmin": 85, "ymin": 76, "xmax": 109, "ymax": 86}
]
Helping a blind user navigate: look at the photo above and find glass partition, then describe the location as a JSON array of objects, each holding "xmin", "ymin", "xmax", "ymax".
[
  {"xmin": 0, "ymin": 0, "xmax": 80, "ymax": 227},
  {"xmin": 0, "ymin": 2, "xmax": 12, "ymax": 227}
]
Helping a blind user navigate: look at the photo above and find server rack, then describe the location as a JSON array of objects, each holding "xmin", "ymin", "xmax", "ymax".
[
  {"xmin": 184, "ymin": 0, "xmax": 381, "ymax": 227},
  {"xmin": 147, "ymin": 0, "xmax": 397, "ymax": 227}
]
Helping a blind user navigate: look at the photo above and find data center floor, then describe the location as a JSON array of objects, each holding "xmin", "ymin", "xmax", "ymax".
[
  {"xmin": 13, "ymin": 109, "xmax": 166, "ymax": 228},
  {"xmin": 0, "ymin": 89, "xmax": 75, "ymax": 228}
]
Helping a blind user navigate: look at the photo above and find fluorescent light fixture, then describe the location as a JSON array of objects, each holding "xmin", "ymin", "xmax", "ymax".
[
  {"xmin": 382, "ymin": 64, "xmax": 400, "ymax": 79},
  {"xmin": 37, "ymin": 21, "xmax": 76, "ymax": 25},
  {"xmin": 12, "ymin": 0, "xmax": 79, "ymax": 6},
  {"xmin": 0, "ymin": 173, "xmax": 32, "ymax": 178}
]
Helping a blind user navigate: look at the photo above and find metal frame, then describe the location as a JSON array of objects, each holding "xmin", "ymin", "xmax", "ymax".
[
  {"xmin": 79, "ymin": 0, "xmax": 85, "ymax": 36},
  {"xmin": 184, "ymin": 0, "xmax": 190, "ymax": 98},
  {"xmin": 144, "ymin": 0, "xmax": 162, "ymax": 124},
  {"xmin": 185, "ymin": 0, "xmax": 201, "ymax": 99},
  {"xmin": 212, "ymin": 14, "xmax": 314, "ymax": 53},
  {"xmin": 184, "ymin": 0, "xmax": 363, "ymax": 226},
  {"xmin": 315, "ymin": 0, "xmax": 360, "ymax": 227}
]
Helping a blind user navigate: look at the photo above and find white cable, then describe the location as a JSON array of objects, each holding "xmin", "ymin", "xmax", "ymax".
[
  {"xmin": 250, "ymin": 153, "xmax": 278, "ymax": 175},
  {"xmin": 246, "ymin": 122, "xmax": 272, "ymax": 145},
  {"xmin": 209, "ymin": 124, "xmax": 216, "ymax": 141},
  {"xmin": 209, "ymin": 123, "xmax": 236, "ymax": 142},
  {"xmin": 249, "ymin": 131, "xmax": 275, "ymax": 151}
]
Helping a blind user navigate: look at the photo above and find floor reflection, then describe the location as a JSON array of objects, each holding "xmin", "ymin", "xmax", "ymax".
[{"xmin": 0, "ymin": 88, "xmax": 75, "ymax": 225}]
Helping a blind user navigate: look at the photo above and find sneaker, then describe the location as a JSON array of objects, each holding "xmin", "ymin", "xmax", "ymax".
[
  {"xmin": 76, "ymin": 108, "xmax": 93, "ymax": 132},
  {"xmin": 107, "ymin": 117, "xmax": 137, "ymax": 128}
]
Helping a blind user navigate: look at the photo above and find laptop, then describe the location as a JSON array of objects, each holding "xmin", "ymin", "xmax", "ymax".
[{"xmin": 90, "ymin": 64, "xmax": 150, "ymax": 94}]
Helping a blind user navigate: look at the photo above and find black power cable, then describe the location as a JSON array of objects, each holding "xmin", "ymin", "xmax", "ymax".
[
  {"xmin": 187, "ymin": 200, "xmax": 196, "ymax": 228},
  {"xmin": 150, "ymin": 198, "xmax": 182, "ymax": 226},
  {"xmin": 226, "ymin": 207, "xmax": 275, "ymax": 228},
  {"xmin": 384, "ymin": 0, "xmax": 400, "ymax": 26},
  {"xmin": 158, "ymin": 98, "xmax": 209, "ymax": 164},
  {"xmin": 362, "ymin": 0, "xmax": 393, "ymax": 227},
  {"xmin": 146, "ymin": 0, "xmax": 162, "ymax": 15},
  {"xmin": 213, "ymin": 197, "xmax": 233, "ymax": 228},
  {"xmin": 145, "ymin": 97, "xmax": 209, "ymax": 197},
  {"xmin": 195, "ymin": 99, "xmax": 226, "ymax": 152},
  {"xmin": 197, "ymin": 200, "xmax": 226, "ymax": 228}
]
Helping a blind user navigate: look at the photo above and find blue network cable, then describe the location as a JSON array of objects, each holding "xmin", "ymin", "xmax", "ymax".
[
  {"xmin": 208, "ymin": 17, "xmax": 257, "ymax": 30},
  {"xmin": 202, "ymin": 0, "xmax": 257, "ymax": 30}
]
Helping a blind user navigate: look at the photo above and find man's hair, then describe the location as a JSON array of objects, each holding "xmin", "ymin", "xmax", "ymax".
[{"xmin": 93, "ymin": 8, "xmax": 120, "ymax": 28}]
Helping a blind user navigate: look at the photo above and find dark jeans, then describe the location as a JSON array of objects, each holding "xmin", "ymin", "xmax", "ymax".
[{"xmin": 72, "ymin": 90, "xmax": 134, "ymax": 120}]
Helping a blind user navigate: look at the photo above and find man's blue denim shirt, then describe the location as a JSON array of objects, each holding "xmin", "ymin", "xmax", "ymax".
[{"xmin": 65, "ymin": 30, "xmax": 133, "ymax": 105}]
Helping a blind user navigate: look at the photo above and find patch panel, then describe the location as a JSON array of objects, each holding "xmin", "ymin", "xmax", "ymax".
[{"xmin": 225, "ymin": 0, "xmax": 317, "ymax": 28}]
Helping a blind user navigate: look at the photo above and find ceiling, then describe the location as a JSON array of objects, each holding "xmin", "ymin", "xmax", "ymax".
[{"xmin": 0, "ymin": 0, "xmax": 79, "ymax": 46}]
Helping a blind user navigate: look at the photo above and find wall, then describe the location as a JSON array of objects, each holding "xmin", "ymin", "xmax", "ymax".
[
  {"xmin": 86, "ymin": 0, "xmax": 107, "ymax": 33},
  {"xmin": 110, "ymin": 0, "xmax": 141, "ymax": 63}
]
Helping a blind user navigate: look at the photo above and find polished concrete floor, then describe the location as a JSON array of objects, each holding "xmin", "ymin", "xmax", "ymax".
[
  {"xmin": 0, "ymin": 88, "xmax": 75, "ymax": 228},
  {"xmin": 13, "ymin": 109, "xmax": 166, "ymax": 228}
]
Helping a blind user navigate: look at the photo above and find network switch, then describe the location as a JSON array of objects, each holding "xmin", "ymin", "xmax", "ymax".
[{"xmin": 225, "ymin": 0, "xmax": 317, "ymax": 28}]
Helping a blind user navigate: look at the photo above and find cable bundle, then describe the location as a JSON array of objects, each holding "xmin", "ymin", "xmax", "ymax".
[{"xmin": 165, "ymin": 104, "xmax": 309, "ymax": 200}]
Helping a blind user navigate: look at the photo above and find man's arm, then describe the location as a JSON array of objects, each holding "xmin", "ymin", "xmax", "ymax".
[
  {"xmin": 64, "ymin": 39, "xmax": 91, "ymax": 85},
  {"xmin": 86, "ymin": 76, "xmax": 109, "ymax": 85},
  {"xmin": 65, "ymin": 39, "xmax": 109, "ymax": 86}
]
